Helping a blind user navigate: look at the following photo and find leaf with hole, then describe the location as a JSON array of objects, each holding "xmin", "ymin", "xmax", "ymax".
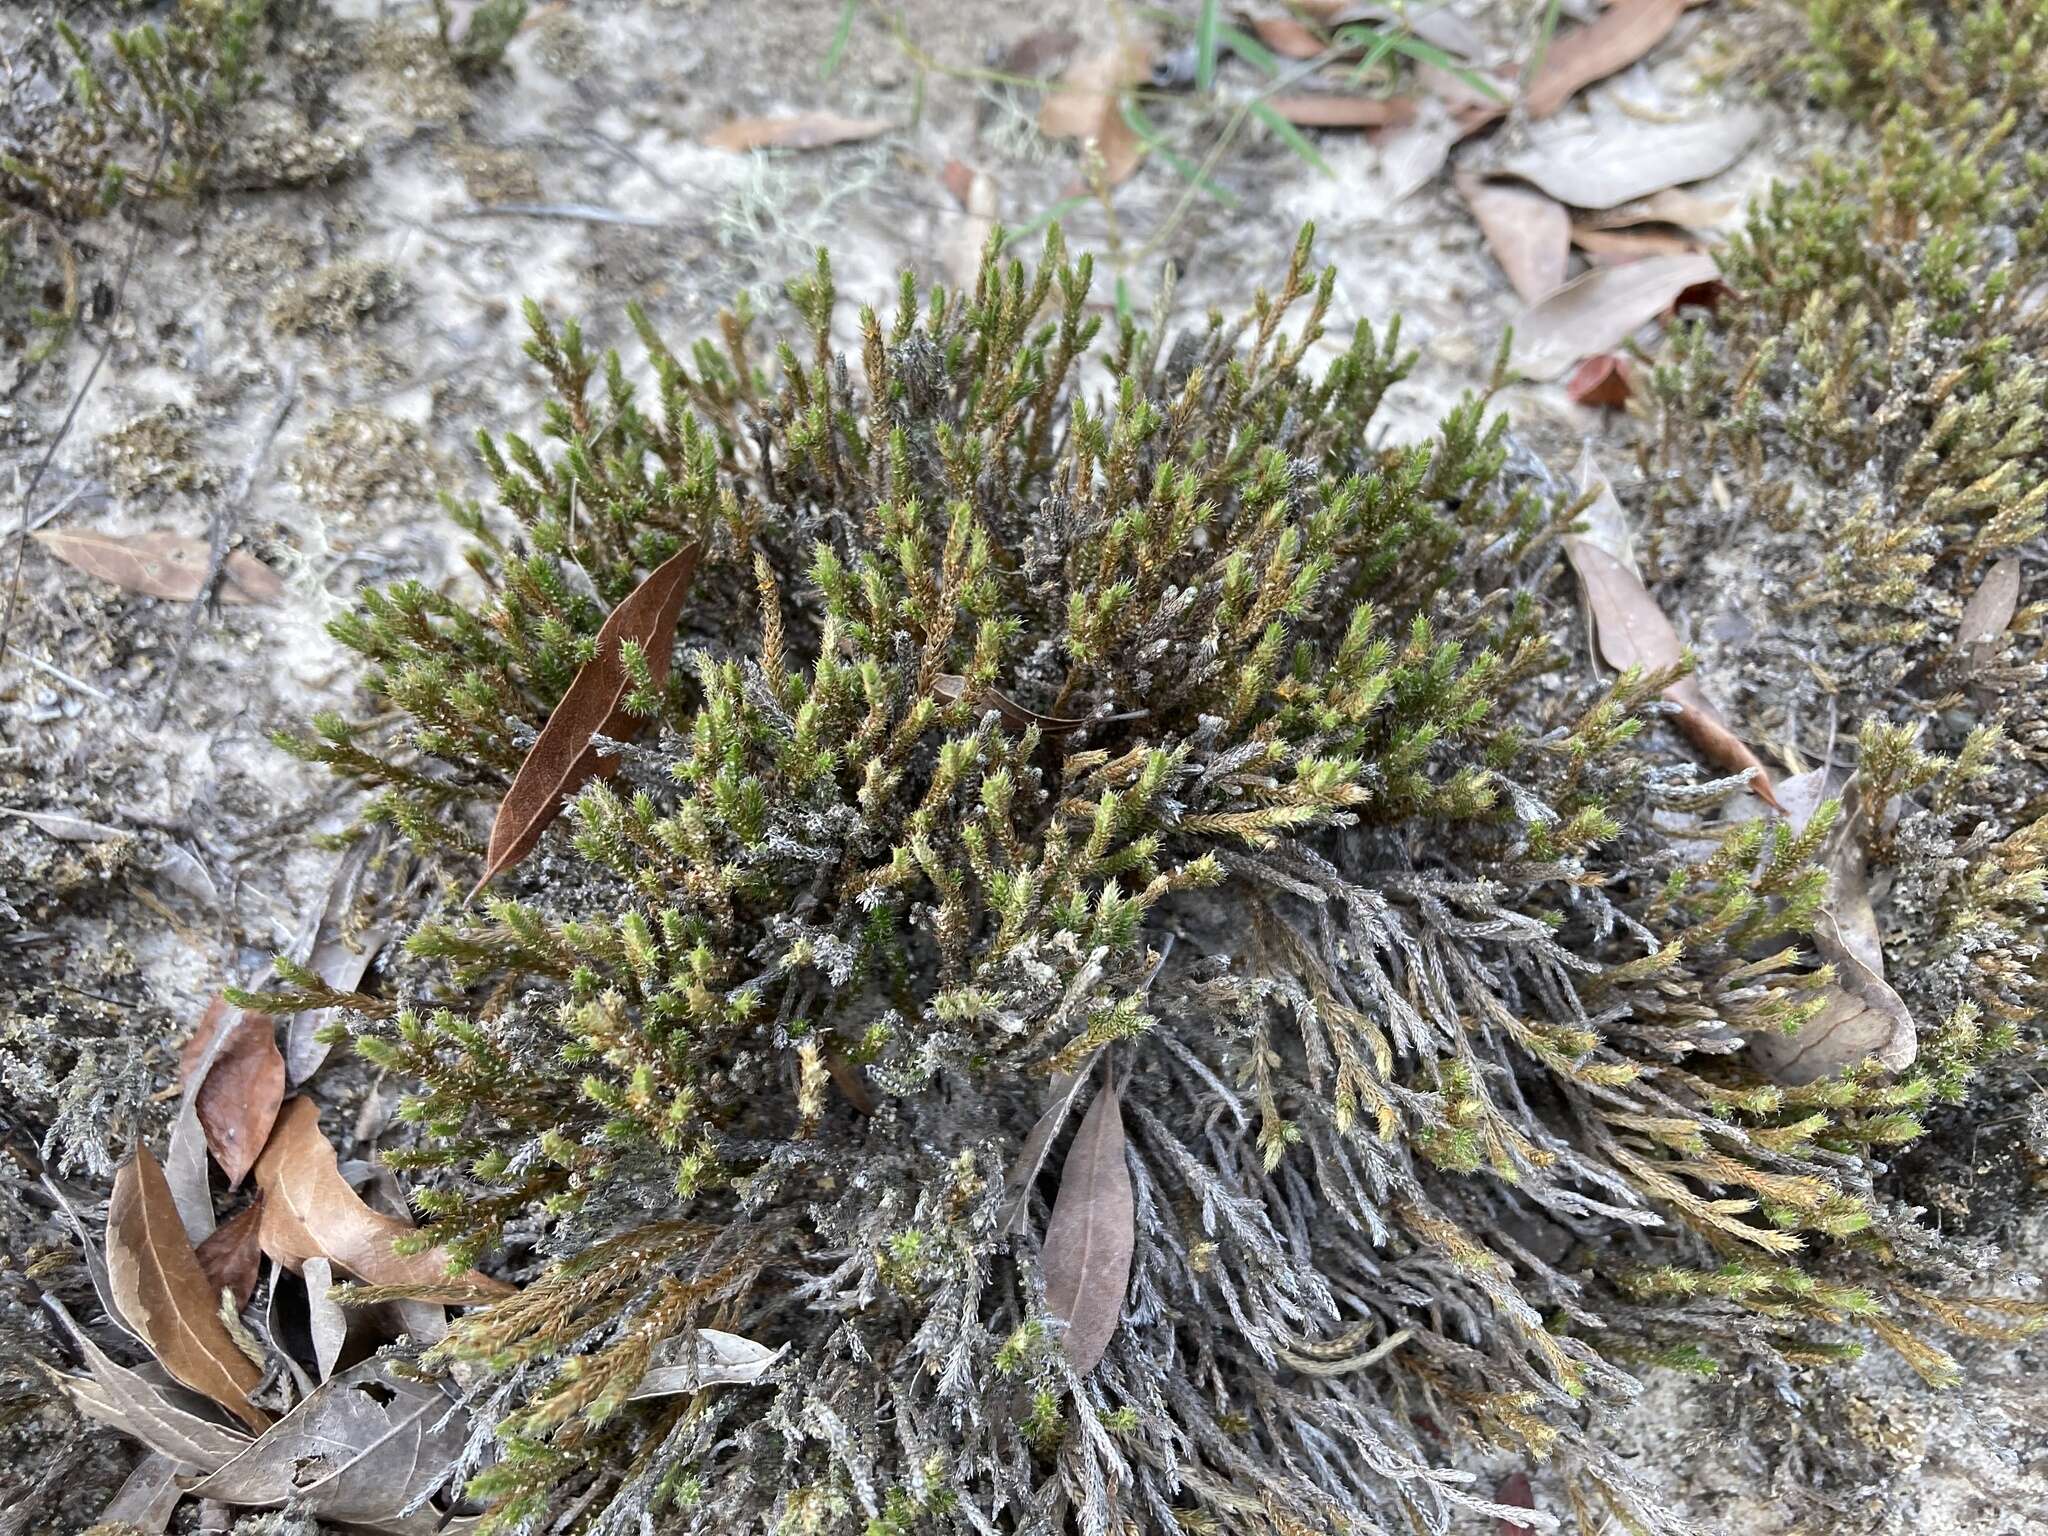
[
  {"xmin": 252, "ymin": 1097, "xmax": 513, "ymax": 1305},
  {"xmin": 107, "ymin": 1147, "xmax": 270, "ymax": 1432},
  {"xmin": 472, "ymin": 543, "xmax": 700, "ymax": 898},
  {"xmin": 41, "ymin": 1297, "xmax": 252, "ymax": 1472},
  {"xmin": 1040, "ymin": 1079, "xmax": 1134, "ymax": 1373},
  {"xmin": 184, "ymin": 1358, "xmax": 472, "ymax": 1531}
]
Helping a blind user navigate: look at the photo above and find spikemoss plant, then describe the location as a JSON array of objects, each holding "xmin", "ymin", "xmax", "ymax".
[{"xmin": 260, "ymin": 225, "xmax": 2040, "ymax": 1535}]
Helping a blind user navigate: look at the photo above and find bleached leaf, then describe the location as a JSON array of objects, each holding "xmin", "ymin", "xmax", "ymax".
[
  {"xmin": 1501, "ymin": 111, "xmax": 1761, "ymax": 210},
  {"xmin": 1509, "ymin": 251, "xmax": 1720, "ymax": 379},
  {"xmin": 33, "ymin": 530, "xmax": 283, "ymax": 604},
  {"xmin": 99, "ymin": 1452, "xmax": 186, "ymax": 1533},
  {"xmin": 997, "ymin": 1068, "xmax": 1088, "ymax": 1235},
  {"xmin": 284, "ymin": 829, "xmax": 401, "ymax": 1085},
  {"xmin": 42, "ymin": 1297, "xmax": 253, "ymax": 1472},
  {"xmin": 1956, "ymin": 555, "xmax": 2022, "ymax": 649},
  {"xmin": 627, "ymin": 1329, "xmax": 787, "ymax": 1399},
  {"xmin": 1456, "ymin": 173, "xmax": 1571, "ymax": 304}
]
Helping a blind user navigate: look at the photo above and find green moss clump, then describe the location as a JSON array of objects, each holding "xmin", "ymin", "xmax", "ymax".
[{"xmin": 257, "ymin": 221, "xmax": 2044, "ymax": 1534}]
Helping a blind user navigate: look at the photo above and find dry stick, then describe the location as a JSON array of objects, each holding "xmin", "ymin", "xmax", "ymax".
[
  {"xmin": 0, "ymin": 131, "xmax": 170, "ymax": 671},
  {"xmin": 151, "ymin": 372, "xmax": 298, "ymax": 727}
]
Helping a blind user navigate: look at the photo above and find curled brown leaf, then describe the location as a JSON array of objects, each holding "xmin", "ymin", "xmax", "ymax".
[
  {"xmin": 1523, "ymin": 0, "xmax": 1686, "ymax": 118},
  {"xmin": 253, "ymin": 1097, "xmax": 514, "ymax": 1305},
  {"xmin": 179, "ymin": 999, "xmax": 285, "ymax": 1189},
  {"xmin": 194, "ymin": 1198, "xmax": 266, "ymax": 1312},
  {"xmin": 1456, "ymin": 173, "xmax": 1571, "ymax": 304}
]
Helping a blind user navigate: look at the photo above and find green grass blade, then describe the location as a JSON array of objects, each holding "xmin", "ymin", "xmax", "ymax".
[
  {"xmin": 1249, "ymin": 101, "xmax": 1333, "ymax": 176},
  {"xmin": 1121, "ymin": 97, "xmax": 1240, "ymax": 207},
  {"xmin": 1195, "ymin": 0, "xmax": 1220, "ymax": 90},
  {"xmin": 820, "ymin": 0, "xmax": 857, "ymax": 79},
  {"xmin": 1218, "ymin": 21, "xmax": 1281, "ymax": 78}
]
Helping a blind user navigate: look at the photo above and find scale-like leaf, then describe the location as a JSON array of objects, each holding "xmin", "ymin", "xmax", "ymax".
[
  {"xmin": 179, "ymin": 999, "xmax": 285, "ymax": 1189},
  {"xmin": 106, "ymin": 1148, "xmax": 270, "ymax": 1432},
  {"xmin": 1564, "ymin": 537, "xmax": 1780, "ymax": 809},
  {"xmin": 185, "ymin": 1357, "xmax": 470, "ymax": 1530},
  {"xmin": 1040, "ymin": 1081, "xmax": 1134, "ymax": 1373},
  {"xmin": 253, "ymin": 1097, "xmax": 514, "ymax": 1305},
  {"xmin": 472, "ymin": 543, "xmax": 700, "ymax": 897}
]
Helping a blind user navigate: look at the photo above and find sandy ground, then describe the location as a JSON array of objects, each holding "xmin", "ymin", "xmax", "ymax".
[{"xmin": 2, "ymin": 0, "xmax": 2043, "ymax": 1530}]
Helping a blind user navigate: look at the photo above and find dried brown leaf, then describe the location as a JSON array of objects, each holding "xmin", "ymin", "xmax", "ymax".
[
  {"xmin": 1566, "ymin": 353, "xmax": 1633, "ymax": 407},
  {"xmin": 1265, "ymin": 94, "xmax": 1417, "ymax": 129},
  {"xmin": 1570, "ymin": 223, "xmax": 1702, "ymax": 263},
  {"xmin": 703, "ymin": 113, "xmax": 891, "ymax": 152},
  {"xmin": 473, "ymin": 543, "xmax": 700, "ymax": 898},
  {"xmin": 995, "ymin": 25, "xmax": 1080, "ymax": 79},
  {"xmin": 1750, "ymin": 957, "xmax": 1915, "ymax": 1085},
  {"xmin": 179, "ymin": 1000, "xmax": 285, "ymax": 1189},
  {"xmin": 1456, "ymin": 173, "xmax": 1571, "ymax": 303},
  {"xmin": 1524, "ymin": 0, "xmax": 1685, "ymax": 117},
  {"xmin": 1581, "ymin": 186, "xmax": 1736, "ymax": 230},
  {"xmin": 107, "ymin": 1147, "xmax": 270, "ymax": 1432},
  {"xmin": 1957, "ymin": 555, "xmax": 2023, "ymax": 649},
  {"xmin": 1501, "ymin": 111, "xmax": 1760, "ymax": 210},
  {"xmin": 1564, "ymin": 538, "xmax": 1779, "ymax": 808},
  {"xmin": 1495, "ymin": 1470, "xmax": 1537, "ymax": 1536},
  {"xmin": 184, "ymin": 1358, "xmax": 471, "ymax": 1531},
  {"xmin": 194, "ymin": 1198, "xmax": 266, "ymax": 1312},
  {"xmin": 33, "ymin": 530, "xmax": 282, "ymax": 604},
  {"xmin": 1039, "ymin": 43, "xmax": 1151, "ymax": 187},
  {"xmin": 1247, "ymin": 15, "xmax": 1327, "ymax": 59},
  {"xmin": 1509, "ymin": 251, "xmax": 1719, "ymax": 379},
  {"xmin": 252, "ymin": 1097, "xmax": 514, "ymax": 1305},
  {"xmin": 1040, "ymin": 1080, "xmax": 1134, "ymax": 1373}
]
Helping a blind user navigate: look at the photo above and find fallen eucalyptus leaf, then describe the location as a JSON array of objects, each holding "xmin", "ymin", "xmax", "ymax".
[
  {"xmin": 1570, "ymin": 223, "xmax": 1703, "ymax": 263},
  {"xmin": 1265, "ymin": 93, "xmax": 1417, "ymax": 128},
  {"xmin": 1501, "ymin": 112, "xmax": 1761, "ymax": 211},
  {"xmin": 997, "ymin": 1068, "xmax": 1089, "ymax": 1236},
  {"xmin": 1456, "ymin": 173, "xmax": 1571, "ymax": 304},
  {"xmin": 1523, "ymin": 0, "xmax": 1686, "ymax": 118},
  {"xmin": 1040, "ymin": 1079, "xmax": 1134, "ymax": 1373},
  {"xmin": 626, "ymin": 1328, "xmax": 787, "ymax": 1399},
  {"xmin": 42, "ymin": 1175, "xmax": 140, "ymax": 1342},
  {"xmin": 1581, "ymin": 186, "xmax": 1736, "ymax": 230},
  {"xmin": 1572, "ymin": 443, "xmax": 1641, "ymax": 581},
  {"xmin": 42, "ymin": 1296, "xmax": 253, "ymax": 1471},
  {"xmin": 1, "ymin": 808, "xmax": 125, "ymax": 842},
  {"xmin": 33, "ymin": 530, "xmax": 284, "ymax": 604},
  {"xmin": 184, "ymin": 1357, "xmax": 470, "ymax": 1531},
  {"xmin": 100, "ymin": 1452, "xmax": 187, "ymax": 1533},
  {"xmin": 108, "ymin": 1146, "xmax": 271, "ymax": 1432},
  {"xmin": 1750, "ymin": 948, "xmax": 1915, "ymax": 1085},
  {"xmin": 1563, "ymin": 537, "xmax": 1780, "ymax": 808},
  {"xmin": 253, "ymin": 1097, "xmax": 513, "ymax": 1305},
  {"xmin": 179, "ymin": 1000, "xmax": 285, "ymax": 1189},
  {"xmin": 302, "ymin": 1258, "xmax": 350, "ymax": 1381},
  {"xmin": 1510, "ymin": 251, "xmax": 1720, "ymax": 380},
  {"xmin": 194, "ymin": 1198, "xmax": 266, "ymax": 1312},
  {"xmin": 704, "ymin": 113, "xmax": 891, "ymax": 152},
  {"xmin": 339, "ymin": 1159, "xmax": 451, "ymax": 1346},
  {"xmin": 1956, "ymin": 555, "xmax": 2022, "ymax": 650},
  {"xmin": 1039, "ymin": 43, "xmax": 1152, "ymax": 187},
  {"xmin": 472, "ymin": 543, "xmax": 700, "ymax": 898},
  {"xmin": 150, "ymin": 843, "xmax": 220, "ymax": 908},
  {"xmin": 285, "ymin": 829, "xmax": 401, "ymax": 1085}
]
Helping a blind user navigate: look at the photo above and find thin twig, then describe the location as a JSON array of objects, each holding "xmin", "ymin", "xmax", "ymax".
[
  {"xmin": 151, "ymin": 371, "xmax": 297, "ymax": 727},
  {"xmin": 0, "ymin": 130, "xmax": 171, "ymax": 670},
  {"xmin": 20, "ymin": 653, "xmax": 112, "ymax": 703}
]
